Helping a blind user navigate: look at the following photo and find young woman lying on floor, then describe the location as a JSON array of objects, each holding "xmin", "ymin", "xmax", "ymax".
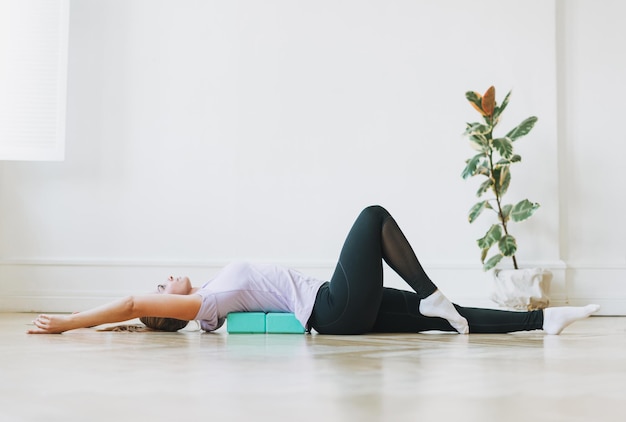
[{"xmin": 28, "ymin": 206, "xmax": 599, "ymax": 335}]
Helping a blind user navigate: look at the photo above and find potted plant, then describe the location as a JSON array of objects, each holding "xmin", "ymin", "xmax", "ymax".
[{"xmin": 462, "ymin": 86, "xmax": 551, "ymax": 310}]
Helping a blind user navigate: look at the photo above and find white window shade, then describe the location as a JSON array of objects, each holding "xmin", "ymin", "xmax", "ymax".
[{"xmin": 0, "ymin": 0, "xmax": 69, "ymax": 161}]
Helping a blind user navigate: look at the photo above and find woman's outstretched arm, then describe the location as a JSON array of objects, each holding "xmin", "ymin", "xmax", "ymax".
[{"xmin": 27, "ymin": 294, "xmax": 202, "ymax": 334}]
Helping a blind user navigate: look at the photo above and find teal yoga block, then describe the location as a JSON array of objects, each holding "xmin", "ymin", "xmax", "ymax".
[
  {"xmin": 265, "ymin": 313, "xmax": 305, "ymax": 334},
  {"xmin": 226, "ymin": 312, "xmax": 266, "ymax": 333}
]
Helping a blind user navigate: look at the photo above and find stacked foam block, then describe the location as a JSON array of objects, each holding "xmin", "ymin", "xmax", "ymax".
[{"xmin": 226, "ymin": 312, "xmax": 305, "ymax": 334}]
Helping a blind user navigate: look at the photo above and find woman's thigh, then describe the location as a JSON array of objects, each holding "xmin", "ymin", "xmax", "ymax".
[{"xmin": 309, "ymin": 206, "xmax": 389, "ymax": 334}]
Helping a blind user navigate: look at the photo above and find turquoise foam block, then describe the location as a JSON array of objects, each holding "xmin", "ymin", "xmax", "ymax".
[
  {"xmin": 265, "ymin": 313, "xmax": 305, "ymax": 334},
  {"xmin": 226, "ymin": 312, "xmax": 305, "ymax": 334},
  {"xmin": 226, "ymin": 312, "xmax": 266, "ymax": 333}
]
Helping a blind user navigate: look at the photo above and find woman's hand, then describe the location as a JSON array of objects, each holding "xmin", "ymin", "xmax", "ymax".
[{"xmin": 28, "ymin": 314, "xmax": 74, "ymax": 334}]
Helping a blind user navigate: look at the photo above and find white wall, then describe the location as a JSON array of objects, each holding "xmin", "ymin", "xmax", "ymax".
[
  {"xmin": 0, "ymin": 0, "xmax": 623, "ymax": 314},
  {"xmin": 557, "ymin": 0, "xmax": 626, "ymax": 313}
]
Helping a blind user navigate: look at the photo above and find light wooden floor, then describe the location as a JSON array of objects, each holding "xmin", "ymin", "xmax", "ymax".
[{"xmin": 1, "ymin": 313, "xmax": 625, "ymax": 422}]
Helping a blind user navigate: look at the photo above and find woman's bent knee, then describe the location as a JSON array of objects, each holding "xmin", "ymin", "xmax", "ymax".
[{"xmin": 361, "ymin": 205, "xmax": 390, "ymax": 219}]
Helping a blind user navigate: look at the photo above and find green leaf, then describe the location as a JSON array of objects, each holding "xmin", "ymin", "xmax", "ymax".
[
  {"xmin": 500, "ymin": 167, "xmax": 511, "ymax": 196},
  {"xmin": 500, "ymin": 204, "xmax": 512, "ymax": 223},
  {"xmin": 468, "ymin": 200, "xmax": 489, "ymax": 223},
  {"xmin": 477, "ymin": 224, "xmax": 503, "ymax": 249},
  {"xmin": 476, "ymin": 179, "xmax": 492, "ymax": 197},
  {"xmin": 483, "ymin": 253, "xmax": 503, "ymax": 271},
  {"xmin": 464, "ymin": 122, "xmax": 491, "ymax": 136},
  {"xmin": 498, "ymin": 234, "xmax": 517, "ymax": 256},
  {"xmin": 480, "ymin": 248, "xmax": 489, "ymax": 263},
  {"xmin": 493, "ymin": 166, "xmax": 511, "ymax": 197},
  {"xmin": 465, "ymin": 91, "xmax": 482, "ymax": 110},
  {"xmin": 497, "ymin": 155, "xmax": 521, "ymax": 167},
  {"xmin": 493, "ymin": 90, "xmax": 512, "ymax": 121},
  {"xmin": 506, "ymin": 116, "xmax": 538, "ymax": 141},
  {"xmin": 492, "ymin": 137, "xmax": 514, "ymax": 159},
  {"xmin": 475, "ymin": 162, "xmax": 491, "ymax": 177},
  {"xmin": 461, "ymin": 154, "xmax": 483, "ymax": 179},
  {"xmin": 510, "ymin": 199, "xmax": 540, "ymax": 222},
  {"xmin": 469, "ymin": 134, "xmax": 489, "ymax": 152}
]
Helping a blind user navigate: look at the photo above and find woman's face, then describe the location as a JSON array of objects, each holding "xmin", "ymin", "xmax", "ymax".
[{"xmin": 157, "ymin": 276, "xmax": 192, "ymax": 295}]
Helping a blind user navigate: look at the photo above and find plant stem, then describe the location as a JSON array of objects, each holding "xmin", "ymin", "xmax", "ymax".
[
  {"xmin": 494, "ymin": 190, "xmax": 519, "ymax": 269},
  {"xmin": 488, "ymin": 122, "xmax": 519, "ymax": 270}
]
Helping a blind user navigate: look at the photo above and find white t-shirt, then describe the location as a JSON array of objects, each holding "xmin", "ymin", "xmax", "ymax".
[{"xmin": 193, "ymin": 261, "xmax": 327, "ymax": 332}]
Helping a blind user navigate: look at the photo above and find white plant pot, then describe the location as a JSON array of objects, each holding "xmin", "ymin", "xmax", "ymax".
[{"xmin": 491, "ymin": 268, "xmax": 552, "ymax": 311}]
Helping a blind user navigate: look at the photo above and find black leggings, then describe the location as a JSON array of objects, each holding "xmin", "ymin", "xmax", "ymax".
[{"xmin": 308, "ymin": 206, "xmax": 544, "ymax": 334}]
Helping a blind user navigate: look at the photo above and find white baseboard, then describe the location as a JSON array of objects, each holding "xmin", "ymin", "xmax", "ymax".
[
  {"xmin": 0, "ymin": 258, "xmax": 229, "ymax": 312},
  {"xmin": 564, "ymin": 263, "xmax": 626, "ymax": 315},
  {"xmin": 1, "ymin": 259, "xmax": 625, "ymax": 315}
]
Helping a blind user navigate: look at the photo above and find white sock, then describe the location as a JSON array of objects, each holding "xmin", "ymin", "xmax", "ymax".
[
  {"xmin": 419, "ymin": 290, "xmax": 469, "ymax": 334},
  {"xmin": 542, "ymin": 304, "xmax": 600, "ymax": 335}
]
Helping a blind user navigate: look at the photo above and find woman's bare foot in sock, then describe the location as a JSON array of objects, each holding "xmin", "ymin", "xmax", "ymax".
[
  {"xmin": 543, "ymin": 304, "xmax": 600, "ymax": 335},
  {"xmin": 419, "ymin": 290, "xmax": 469, "ymax": 334}
]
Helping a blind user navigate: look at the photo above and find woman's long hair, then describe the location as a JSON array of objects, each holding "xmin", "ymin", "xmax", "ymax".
[{"xmin": 139, "ymin": 316, "xmax": 189, "ymax": 332}]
